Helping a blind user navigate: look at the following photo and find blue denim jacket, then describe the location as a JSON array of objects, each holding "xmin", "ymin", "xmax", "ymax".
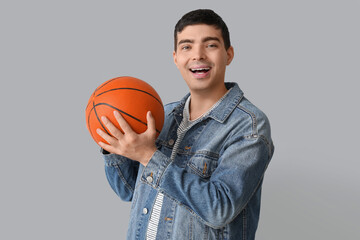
[{"xmin": 103, "ymin": 82, "xmax": 274, "ymax": 240}]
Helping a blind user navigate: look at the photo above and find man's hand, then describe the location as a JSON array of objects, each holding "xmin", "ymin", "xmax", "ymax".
[{"xmin": 96, "ymin": 110, "xmax": 157, "ymax": 167}]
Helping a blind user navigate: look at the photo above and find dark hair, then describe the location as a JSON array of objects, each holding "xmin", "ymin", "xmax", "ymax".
[{"xmin": 174, "ymin": 9, "xmax": 231, "ymax": 51}]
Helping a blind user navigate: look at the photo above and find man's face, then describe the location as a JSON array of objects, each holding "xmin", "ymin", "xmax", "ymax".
[{"xmin": 173, "ymin": 24, "xmax": 234, "ymax": 94}]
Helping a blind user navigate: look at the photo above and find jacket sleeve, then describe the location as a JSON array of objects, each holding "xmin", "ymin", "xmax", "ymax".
[
  {"xmin": 139, "ymin": 134, "xmax": 273, "ymax": 229},
  {"xmin": 103, "ymin": 150, "xmax": 140, "ymax": 202}
]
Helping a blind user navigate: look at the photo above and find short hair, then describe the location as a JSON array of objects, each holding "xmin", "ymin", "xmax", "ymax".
[{"xmin": 174, "ymin": 9, "xmax": 231, "ymax": 51}]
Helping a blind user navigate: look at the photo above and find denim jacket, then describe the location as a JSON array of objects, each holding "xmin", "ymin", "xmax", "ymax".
[{"xmin": 103, "ymin": 82, "xmax": 274, "ymax": 240}]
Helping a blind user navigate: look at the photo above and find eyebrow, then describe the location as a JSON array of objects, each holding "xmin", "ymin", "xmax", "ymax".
[
  {"xmin": 203, "ymin": 37, "xmax": 221, "ymax": 43},
  {"xmin": 178, "ymin": 39, "xmax": 194, "ymax": 45},
  {"xmin": 177, "ymin": 36, "xmax": 221, "ymax": 46}
]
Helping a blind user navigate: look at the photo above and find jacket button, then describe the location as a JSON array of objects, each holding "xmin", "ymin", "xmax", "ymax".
[
  {"xmin": 146, "ymin": 176, "xmax": 153, "ymax": 183},
  {"xmin": 168, "ymin": 139, "xmax": 175, "ymax": 146},
  {"xmin": 143, "ymin": 208, "xmax": 148, "ymax": 215}
]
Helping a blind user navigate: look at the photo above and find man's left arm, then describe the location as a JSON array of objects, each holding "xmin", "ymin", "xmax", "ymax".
[{"xmin": 142, "ymin": 133, "xmax": 273, "ymax": 229}]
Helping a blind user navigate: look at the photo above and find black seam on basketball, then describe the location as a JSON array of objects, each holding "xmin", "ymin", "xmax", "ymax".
[
  {"xmin": 87, "ymin": 106, "xmax": 98, "ymax": 142},
  {"xmin": 93, "ymin": 101, "xmax": 111, "ymax": 136},
  {"xmin": 94, "ymin": 77, "xmax": 123, "ymax": 94},
  {"xmin": 96, "ymin": 88, "xmax": 162, "ymax": 105},
  {"xmin": 95, "ymin": 102, "xmax": 161, "ymax": 133}
]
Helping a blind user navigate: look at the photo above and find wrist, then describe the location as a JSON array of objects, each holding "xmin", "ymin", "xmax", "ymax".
[{"xmin": 141, "ymin": 147, "xmax": 157, "ymax": 167}]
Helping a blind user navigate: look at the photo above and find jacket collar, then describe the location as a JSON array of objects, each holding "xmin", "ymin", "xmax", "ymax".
[{"xmin": 171, "ymin": 82, "xmax": 244, "ymax": 123}]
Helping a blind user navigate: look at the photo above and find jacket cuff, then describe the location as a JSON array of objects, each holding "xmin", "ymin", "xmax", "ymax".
[
  {"xmin": 141, "ymin": 150, "xmax": 171, "ymax": 188},
  {"xmin": 101, "ymin": 149, "xmax": 128, "ymax": 166}
]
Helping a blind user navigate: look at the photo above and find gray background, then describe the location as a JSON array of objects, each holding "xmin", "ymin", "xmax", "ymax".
[{"xmin": 1, "ymin": 0, "xmax": 359, "ymax": 239}]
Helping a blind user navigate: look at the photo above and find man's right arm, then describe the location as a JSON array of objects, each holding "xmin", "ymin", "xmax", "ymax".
[{"xmin": 102, "ymin": 150, "xmax": 140, "ymax": 201}]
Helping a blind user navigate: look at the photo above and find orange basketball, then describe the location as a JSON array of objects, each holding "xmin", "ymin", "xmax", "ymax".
[{"xmin": 85, "ymin": 76, "xmax": 164, "ymax": 145}]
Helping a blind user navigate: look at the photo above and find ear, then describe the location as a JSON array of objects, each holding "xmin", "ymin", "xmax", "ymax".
[
  {"xmin": 173, "ymin": 50, "xmax": 179, "ymax": 68},
  {"xmin": 226, "ymin": 46, "xmax": 234, "ymax": 65}
]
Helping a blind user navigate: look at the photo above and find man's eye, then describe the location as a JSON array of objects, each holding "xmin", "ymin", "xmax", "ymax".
[
  {"xmin": 208, "ymin": 44, "xmax": 217, "ymax": 48},
  {"xmin": 181, "ymin": 45, "xmax": 190, "ymax": 50}
]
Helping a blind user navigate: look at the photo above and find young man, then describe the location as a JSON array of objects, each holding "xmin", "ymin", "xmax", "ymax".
[{"xmin": 97, "ymin": 9, "xmax": 274, "ymax": 240}]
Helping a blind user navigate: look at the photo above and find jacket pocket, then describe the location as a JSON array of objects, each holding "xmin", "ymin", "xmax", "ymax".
[{"xmin": 186, "ymin": 152, "xmax": 219, "ymax": 179}]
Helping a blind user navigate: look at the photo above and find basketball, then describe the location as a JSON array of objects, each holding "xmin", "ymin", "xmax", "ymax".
[{"xmin": 85, "ymin": 76, "xmax": 165, "ymax": 145}]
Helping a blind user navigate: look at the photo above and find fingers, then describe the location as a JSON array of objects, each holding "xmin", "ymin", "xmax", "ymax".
[
  {"xmin": 100, "ymin": 115, "xmax": 123, "ymax": 139},
  {"xmin": 146, "ymin": 111, "xmax": 156, "ymax": 136},
  {"xmin": 98, "ymin": 110, "xmax": 155, "ymax": 143},
  {"xmin": 97, "ymin": 139, "xmax": 117, "ymax": 155},
  {"xmin": 96, "ymin": 111, "xmax": 157, "ymax": 160},
  {"xmin": 114, "ymin": 111, "xmax": 133, "ymax": 134},
  {"xmin": 96, "ymin": 128, "xmax": 117, "ymax": 153},
  {"xmin": 96, "ymin": 128, "xmax": 111, "ymax": 142}
]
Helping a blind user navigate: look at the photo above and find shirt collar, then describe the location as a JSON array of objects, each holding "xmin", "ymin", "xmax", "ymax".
[{"xmin": 171, "ymin": 82, "xmax": 244, "ymax": 123}]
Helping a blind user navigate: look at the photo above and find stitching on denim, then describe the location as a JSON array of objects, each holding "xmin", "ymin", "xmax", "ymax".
[
  {"xmin": 203, "ymin": 225, "xmax": 209, "ymax": 240},
  {"xmin": 178, "ymin": 149, "xmax": 219, "ymax": 159},
  {"xmin": 166, "ymin": 200, "xmax": 177, "ymax": 238},
  {"xmin": 202, "ymin": 162, "xmax": 207, "ymax": 175},
  {"xmin": 260, "ymin": 135, "xmax": 273, "ymax": 158},
  {"xmin": 189, "ymin": 216, "xmax": 193, "ymax": 240},
  {"xmin": 158, "ymin": 139, "xmax": 175, "ymax": 149},
  {"xmin": 105, "ymin": 157, "xmax": 127, "ymax": 167},
  {"xmin": 114, "ymin": 165, "xmax": 134, "ymax": 193},
  {"xmin": 242, "ymin": 208, "xmax": 247, "ymax": 240},
  {"xmin": 192, "ymin": 150, "xmax": 219, "ymax": 159},
  {"xmin": 237, "ymin": 105, "xmax": 258, "ymax": 135},
  {"xmin": 244, "ymin": 134, "xmax": 273, "ymax": 159},
  {"xmin": 154, "ymin": 158, "xmax": 173, "ymax": 188},
  {"xmin": 187, "ymin": 155, "xmax": 218, "ymax": 178},
  {"xmin": 158, "ymin": 190, "xmax": 221, "ymax": 229},
  {"xmin": 223, "ymin": 225, "xmax": 229, "ymax": 240},
  {"xmin": 187, "ymin": 162, "xmax": 213, "ymax": 178}
]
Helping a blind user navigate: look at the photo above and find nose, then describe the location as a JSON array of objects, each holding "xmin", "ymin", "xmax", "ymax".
[{"xmin": 192, "ymin": 45, "xmax": 206, "ymax": 61}]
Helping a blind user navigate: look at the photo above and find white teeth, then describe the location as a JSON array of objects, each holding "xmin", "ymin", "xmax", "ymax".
[{"xmin": 190, "ymin": 68, "xmax": 210, "ymax": 71}]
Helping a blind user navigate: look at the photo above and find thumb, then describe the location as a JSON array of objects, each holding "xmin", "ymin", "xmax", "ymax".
[{"xmin": 146, "ymin": 111, "xmax": 156, "ymax": 136}]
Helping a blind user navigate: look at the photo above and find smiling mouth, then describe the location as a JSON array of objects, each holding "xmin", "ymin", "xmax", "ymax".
[{"xmin": 189, "ymin": 67, "xmax": 211, "ymax": 74}]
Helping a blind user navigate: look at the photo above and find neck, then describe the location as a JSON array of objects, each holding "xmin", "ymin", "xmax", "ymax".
[{"xmin": 188, "ymin": 84, "xmax": 228, "ymax": 120}]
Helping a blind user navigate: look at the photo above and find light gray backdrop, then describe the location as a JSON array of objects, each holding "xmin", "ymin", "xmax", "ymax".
[{"xmin": 1, "ymin": 0, "xmax": 359, "ymax": 239}]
